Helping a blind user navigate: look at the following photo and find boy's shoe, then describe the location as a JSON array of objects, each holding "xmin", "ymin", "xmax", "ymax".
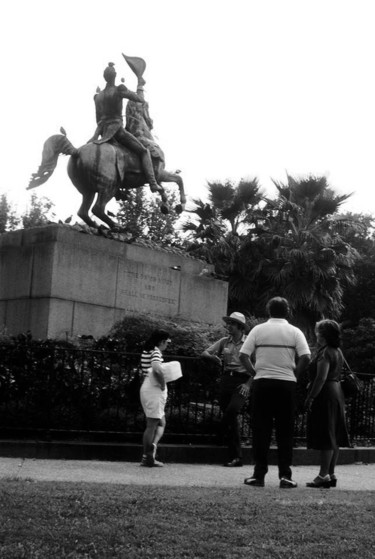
[
  {"xmin": 279, "ymin": 477, "xmax": 297, "ymax": 488},
  {"xmin": 244, "ymin": 477, "xmax": 265, "ymax": 487}
]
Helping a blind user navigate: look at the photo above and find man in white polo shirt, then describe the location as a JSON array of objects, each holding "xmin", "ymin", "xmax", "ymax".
[{"xmin": 239, "ymin": 297, "xmax": 311, "ymax": 488}]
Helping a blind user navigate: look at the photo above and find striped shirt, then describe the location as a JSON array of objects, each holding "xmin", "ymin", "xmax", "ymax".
[
  {"xmin": 240, "ymin": 318, "xmax": 310, "ymax": 382},
  {"xmin": 141, "ymin": 347, "xmax": 164, "ymax": 378}
]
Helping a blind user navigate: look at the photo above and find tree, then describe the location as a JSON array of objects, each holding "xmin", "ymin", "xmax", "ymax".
[
  {"xmin": 238, "ymin": 175, "xmax": 361, "ymax": 332},
  {"xmin": 182, "ymin": 179, "xmax": 263, "ymax": 278},
  {"xmin": 0, "ymin": 194, "xmax": 20, "ymax": 233},
  {"xmin": 340, "ymin": 213, "xmax": 375, "ymax": 325},
  {"xmin": 117, "ymin": 187, "xmax": 182, "ymax": 245},
  {"xmin": 21, "ymin": 193, "xmax": 55, "ymax": 229}
]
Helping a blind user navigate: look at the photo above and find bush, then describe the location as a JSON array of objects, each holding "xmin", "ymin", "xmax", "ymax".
[{"xmin": 95, "ymin": 313, "xmax": 228, "ymax": 357}]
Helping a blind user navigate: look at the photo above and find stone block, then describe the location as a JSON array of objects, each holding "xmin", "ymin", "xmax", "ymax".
[
  {"xmin": 70, "ymin": 301, "xmax": 116, "ymax": 340},
  {"xmin": 0, "ymin": 225, "xmax": 228, "ymax": 339},
  {"xmin": 0, "ymin": 246, "xmax": 34, "ymax": 299},
  {"xmin": 50, "ymin": 242, "xmax": 118, "ymax": 306},
  {"xmin": 179, "ymin": 273, "xmax": 228, "ymax": 323},
  {"xmin": 116, "ymin": 259, "xmax": 180, "ymax": 315}
]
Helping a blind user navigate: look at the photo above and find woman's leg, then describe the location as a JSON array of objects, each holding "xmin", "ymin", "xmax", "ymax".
[
  {"xmin": 143, "ymin": 418, "xmax": 160, "ymax": 458},
  {"xmin": 152, "ymin": 416, "xmax": 166, "ymax": 456},
  {"xmin": 329, "ymin": 446, "xmax": 339, "ymax": 476},
  {"xmin": 319, "ymin": 449, "xmax": 334, "ymax": 477}
]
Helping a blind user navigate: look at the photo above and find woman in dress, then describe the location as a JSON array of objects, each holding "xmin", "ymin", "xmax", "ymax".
[
  {"xmin": 305, "ymin": 319, "xmax": 349, "ymax": 487},
  {"xmin": 140, "ymin": 330, "xmax": 171, "ymax": 467}
]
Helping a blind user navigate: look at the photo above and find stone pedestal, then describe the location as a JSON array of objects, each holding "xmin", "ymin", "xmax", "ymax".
[{"xmin": 0, "ymin": 225, "xmax": 228, "ymax": 339}]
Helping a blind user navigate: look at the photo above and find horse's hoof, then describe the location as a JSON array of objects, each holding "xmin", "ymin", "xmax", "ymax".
[
  {"xmin": 160, "ymin": 204, "xmax": 169, "ymax": 215},
  {"xmin": 175, "ymin": 204, "xmax": 183, "ymax": 214}
]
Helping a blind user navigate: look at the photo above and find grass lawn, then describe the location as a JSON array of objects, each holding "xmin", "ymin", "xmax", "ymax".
[{"xmin": 0, "ymin": 479, "xmax": 375, "ymax": 558}]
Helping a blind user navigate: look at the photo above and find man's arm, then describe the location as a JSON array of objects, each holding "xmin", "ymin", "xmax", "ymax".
[
  {"xmin": 239, "ymin": 353, "xmax": 256, "ymax": 393},
  {"xmin": 239, "ymin": 353, "xmax": 256, "ymax": 377},
  {"xmin": 294, "ymin": 354, "xmax": 311, "ymax": 378},
  {"xmin": 201, "ymin": 339, "xmax": 224, "ymax": 368}
]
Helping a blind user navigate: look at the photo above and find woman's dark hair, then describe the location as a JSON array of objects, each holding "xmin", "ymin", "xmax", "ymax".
[
  {"xmin": 143, "ymin": 329, "xmax": 170, "ymax": 351},
  {"xmin": 316, "ymin": 319, "xmax": 341, "ymax": 348},
  {"xmin": 266, "ymin": 297, "xmax": 290, "ymax": 318}
]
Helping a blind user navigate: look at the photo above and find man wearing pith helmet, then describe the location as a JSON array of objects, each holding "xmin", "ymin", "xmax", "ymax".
[{"xmin": 202, "ymin": 312, "xmax": 254, "ymax": 467}]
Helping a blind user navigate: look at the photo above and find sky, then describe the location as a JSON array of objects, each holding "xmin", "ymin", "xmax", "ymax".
[{"xmin": 1, "ymin": 0, "xmax": 375, "ymax": 222}]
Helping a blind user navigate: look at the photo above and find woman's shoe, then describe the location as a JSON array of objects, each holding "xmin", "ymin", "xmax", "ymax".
[
  {"xmin": 330, "ymin": 475, "xmax": 337, "ymax": 487},
  {"xmin": 224, "ymin": 458, "xmax": 243, "ymax": 467},
  {"xmin": 140, "ymin": 454, "xmax": 164, "ymax": 467},
  {"xmin": 306, "ymin": 475, "xmax": 331, "ymax": 488}
]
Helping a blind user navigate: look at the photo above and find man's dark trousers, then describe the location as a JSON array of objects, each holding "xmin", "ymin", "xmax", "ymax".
[
  {"xmin": 219, "ymin": 374, "xmax": 247, "ymax": 460},
  {"xmin": 252, "ymin": 379, "xmax": 296, "ymax": 480}
]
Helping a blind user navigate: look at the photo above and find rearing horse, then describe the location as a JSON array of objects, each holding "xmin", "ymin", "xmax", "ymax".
[{"xmin": 28, "ymin": 102, "xmax": 186, "ymax": 230}]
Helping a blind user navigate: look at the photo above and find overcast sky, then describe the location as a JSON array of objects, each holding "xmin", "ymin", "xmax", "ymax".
[{"xmin": 1, "ymin": 0, "xmax": 375, "ymax": 221}]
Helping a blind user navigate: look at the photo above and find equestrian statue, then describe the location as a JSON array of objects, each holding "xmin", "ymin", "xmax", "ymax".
[{"xmin": 28, "ymin": 54, "xmax": 186, "ymax": 230}]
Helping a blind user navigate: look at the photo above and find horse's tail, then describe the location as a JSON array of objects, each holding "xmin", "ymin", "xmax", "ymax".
[{"xmin": 27, "ymin": 129, "xmax": 79, "ymax": 190}]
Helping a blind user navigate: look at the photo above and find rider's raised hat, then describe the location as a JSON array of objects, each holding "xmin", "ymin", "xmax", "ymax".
[{"xmin": 222, "ymin": 312, "xmax": 246, "ymax": 327}]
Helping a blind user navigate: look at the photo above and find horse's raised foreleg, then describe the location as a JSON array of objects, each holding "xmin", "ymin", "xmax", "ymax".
[
  {"xmin": 157, "ymin": 170, "xmax": 186, "ymax": 214},
  {"xmin": 77, "ymin": 192, "xmax": 97, "ymax": 228}
]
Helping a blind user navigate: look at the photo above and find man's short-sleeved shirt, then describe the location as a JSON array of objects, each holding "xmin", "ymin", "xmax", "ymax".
[
  {"xmin": 206, "ymin": 335, "xmax": 247, "ymax": 373},
  {"xmin": 240, "ymin": 318, "xmax": 310, "ymax": 382}
]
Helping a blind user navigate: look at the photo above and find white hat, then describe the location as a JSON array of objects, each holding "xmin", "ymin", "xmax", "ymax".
[{"xmin": 222, "ymin": 312, "xmax": 246, "ymax": 327}]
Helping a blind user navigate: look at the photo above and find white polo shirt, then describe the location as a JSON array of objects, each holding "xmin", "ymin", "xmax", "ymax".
[{"xmin": 240, "ymin": 318, "xmax": 310, "ymax": 382}]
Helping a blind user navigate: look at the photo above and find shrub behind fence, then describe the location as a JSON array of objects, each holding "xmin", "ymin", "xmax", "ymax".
[{"xmin": 0, "ymin": 346, "xmax": 374, "ymax": 445}]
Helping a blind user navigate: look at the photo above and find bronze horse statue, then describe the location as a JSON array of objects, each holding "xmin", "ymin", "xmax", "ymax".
[{"xmin": 28, "ymin": 98, "xmax": 186, "ymax": 230}]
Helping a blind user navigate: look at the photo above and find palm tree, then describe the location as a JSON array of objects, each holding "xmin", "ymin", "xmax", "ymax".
[
  {"xmin": 239, "ymin": 174, "xmax": 361, "ymax": 333},
  {"xmin": 182, "ymin": 178, "xmax": 263, "ymax": 279}
]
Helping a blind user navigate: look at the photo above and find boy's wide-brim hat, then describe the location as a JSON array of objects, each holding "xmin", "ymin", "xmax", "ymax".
[{"xmin": 222, "ymin": 312, "xmax": 246, "ymax": 327}]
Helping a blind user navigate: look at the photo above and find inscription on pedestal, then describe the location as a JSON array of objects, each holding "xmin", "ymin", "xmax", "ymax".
[{"xmin": 117, "ymin": 261, "xmax": 180, "ymax": 314}]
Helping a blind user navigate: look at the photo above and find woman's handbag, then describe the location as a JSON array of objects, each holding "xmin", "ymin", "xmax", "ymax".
[{"xmin": 341, "ymin": 356, "xmax": 361, "ymax": 399}]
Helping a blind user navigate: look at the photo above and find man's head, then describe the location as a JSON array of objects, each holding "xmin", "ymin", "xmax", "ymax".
[
  {"xmin": 222, "ymin": 312, "xmax": 246, "ymax": 333},
  {"xmin": 266, "ymin": 297, "xmax": 290, "ymax": 318},
  {"xmin": 103, "ymin": 62, "xmax": 116, "ymax": 84}
]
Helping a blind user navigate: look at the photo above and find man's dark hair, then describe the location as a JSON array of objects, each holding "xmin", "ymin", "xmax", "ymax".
[{"xmin": 266, "ymin": 297, "xmax": 290, "ymax": 318}]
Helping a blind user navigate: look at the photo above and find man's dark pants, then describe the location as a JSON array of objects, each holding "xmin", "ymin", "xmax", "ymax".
[
  {"xmin": 219, "ymin": 374, "xmax": 248, "ymax": 460},
  {"xmin": 251, "ymin": 379, "xmax": 296, "ymax": 480}
]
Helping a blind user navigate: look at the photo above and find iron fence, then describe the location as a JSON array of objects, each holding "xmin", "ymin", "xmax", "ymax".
[{"xmin": 0, "ymin": 347, "xmax": 374, "ymax": 445}]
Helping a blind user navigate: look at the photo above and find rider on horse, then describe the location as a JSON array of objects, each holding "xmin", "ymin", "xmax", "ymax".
[{"xmin": 88, "ymin": 62, "xmax": 161, "ymax": 195}]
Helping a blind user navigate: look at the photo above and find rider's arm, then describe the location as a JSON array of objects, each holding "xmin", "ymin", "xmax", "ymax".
[{"xmin": 118, "ymin": 83, "xmax": 144, "ymax": 103}]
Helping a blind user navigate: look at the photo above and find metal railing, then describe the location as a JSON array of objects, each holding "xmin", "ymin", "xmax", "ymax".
[{"xmin": 0, "ymin": 347, "xmax": 374, "ymax": 445}]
